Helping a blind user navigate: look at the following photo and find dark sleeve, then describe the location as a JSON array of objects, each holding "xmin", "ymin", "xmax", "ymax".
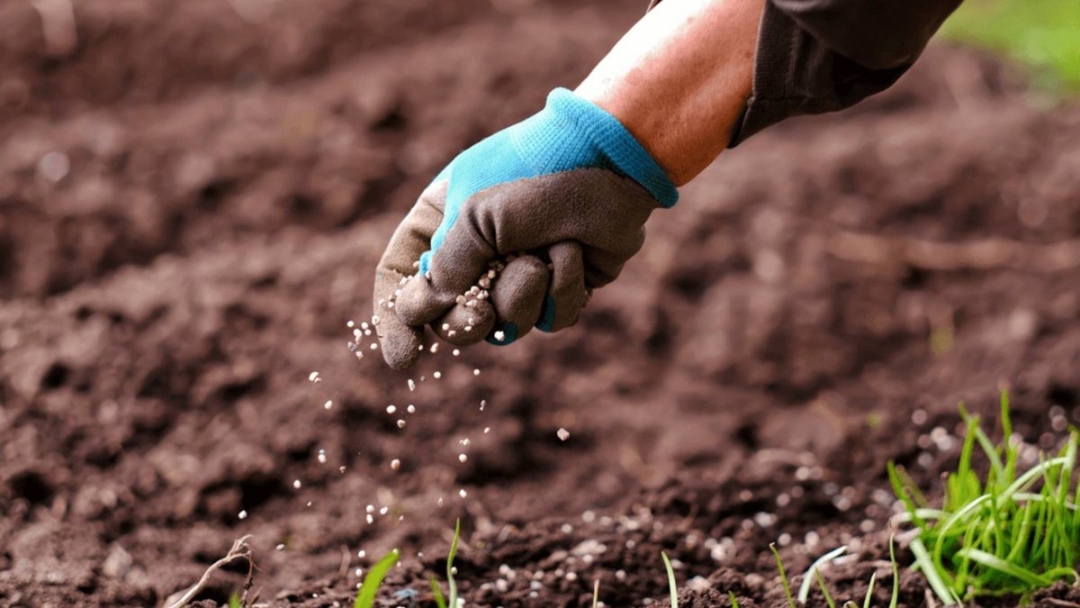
[
  {"xmin": 729, "ymin": 0, "xmax": 962, "ymax": 145},
  {"xmin": 648, "ymin": 0, "xmax": 963, "ymax": 146}
]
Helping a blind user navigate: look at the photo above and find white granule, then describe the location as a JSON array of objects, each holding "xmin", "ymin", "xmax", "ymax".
[{"xmin": 557, "ymin": 428, "xmax": 570, "ymax": 441}]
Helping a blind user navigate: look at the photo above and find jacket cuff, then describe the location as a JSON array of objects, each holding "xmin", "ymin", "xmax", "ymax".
[{"xmin": 728, "ymin": 0, "xmax": 925, "ymax": 146}]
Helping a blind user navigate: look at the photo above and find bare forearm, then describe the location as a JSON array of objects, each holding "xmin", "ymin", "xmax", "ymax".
[{"xmin": 575, "ymin": 0, "xmax": 764, "ymax": 186}]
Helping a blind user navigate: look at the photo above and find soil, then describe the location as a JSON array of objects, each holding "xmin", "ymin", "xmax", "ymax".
[{"xmin": 2, "ymin": 1, "xmax": 1079, "ymax": 607}]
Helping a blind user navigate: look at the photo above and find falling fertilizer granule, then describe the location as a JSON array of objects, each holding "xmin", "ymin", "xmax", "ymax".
[{"xmin": 557, "ymin": 428, "xmax": 570, "ymax": 441}]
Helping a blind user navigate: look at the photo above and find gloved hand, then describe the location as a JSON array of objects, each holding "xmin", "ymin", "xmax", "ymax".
[{"xmin": 373, "ymin": 88, "xmax": 678, "ymax": 370}]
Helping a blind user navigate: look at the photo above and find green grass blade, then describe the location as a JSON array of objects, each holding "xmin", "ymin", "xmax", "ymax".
[
  {"xmin": 888, "ymin": 463, "xmax": 926, "ymax": 528},
  {"xmin": 228, "ymin": 594, "xmax": 242, "ymax": 608},
  {"xmin": 889, "ymin": 537, "xmax": 900, "ymax": 608},
  {"xmin": 862, "ymin": 572, "xmax": 877, "ymax": 608},
  {"xmin": 770, "ymin": 543, "xmax": 798, "ymax": 608},
  {"xmin": 354, "ymin": 549, "xmax": 400, "ymax": 608},
  {"xmin": 1038, "ymin": 567, "xmax": 1080, "ymax": 585},
  {"xmin": 956, "ymin": 548, "xmax": 1051, "ymax": 588},
  {"xmin": 728, "ymin": 591, "xmax": 741, "ymax": 608},
  {"xmin": 797, "ymin": 546, "xmax": 847, "ymax": 604},
  {"xmin": 1002, "ymin": 457, "xmax": 1069, "ymax": 502},
  {"xmin": 815, "ymin": 570, "xmax": 837, "ymax": 608},
  {"xmin": 910, "ymin": 538, "xmax": 957, "ymax": 605},
  {"xmin": 952, "ymin": 415, "xmax": 980, "ymax": 510},
  {"xmin": 447, "ymin": 519, "xmax": 461, "ymax": 608},
  {"xmin": 662, "ymin": 552, "xmax": 679, "ymax": 608},
  {"xmin": 431, "ymin": 576, "xmax": 448, "ymax": 608},
  {"xmin": 972, "ymin": 424, "xmax": 1005, "ymax": 483},
  {"xmin": 1001, "ymin": 392, "xmax": 1018, "ymax": 483},
  {"xmin": 593, "ymin": 580, "xmax": 600, "ymax": 608}
]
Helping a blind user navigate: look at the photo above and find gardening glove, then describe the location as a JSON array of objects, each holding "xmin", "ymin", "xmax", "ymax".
[{"xmin": 373, "ymin": 88, "xmax": 678, "ymax": 370}]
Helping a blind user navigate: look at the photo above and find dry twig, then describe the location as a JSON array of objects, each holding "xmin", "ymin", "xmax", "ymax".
[{"xmin": 163, "ymin": 535, "xmax": 254, "ymax": 608}]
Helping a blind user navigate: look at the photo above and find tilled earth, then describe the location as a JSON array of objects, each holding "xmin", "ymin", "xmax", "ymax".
[{"xmin": 2, "ymin": 1, "xmax": 1080, "ymax": 607}]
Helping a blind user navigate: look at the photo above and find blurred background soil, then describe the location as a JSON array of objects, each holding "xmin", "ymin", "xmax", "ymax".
[{"xmin": 1, "ymin": 0, "xmax": 1079, "ymax": 606}]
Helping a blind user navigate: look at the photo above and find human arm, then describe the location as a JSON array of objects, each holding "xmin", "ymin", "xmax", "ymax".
[{"xmin": 372, "ymin": 0, "xmax": 963, "ymax": 370}]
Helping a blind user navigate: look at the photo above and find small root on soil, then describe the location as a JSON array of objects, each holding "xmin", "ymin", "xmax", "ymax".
[{"xmin": 163, "ymin": 535, "xmax": 254, "ymax": 608}]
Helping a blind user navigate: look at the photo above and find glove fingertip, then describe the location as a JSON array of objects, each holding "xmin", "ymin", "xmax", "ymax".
[
  {"xmin": 535, "ymin": 294, "xmax": 557, "ymax": 333},
  {"xmin": 379, "ymin": 327, "xmax": 424, "ymax": 371}
]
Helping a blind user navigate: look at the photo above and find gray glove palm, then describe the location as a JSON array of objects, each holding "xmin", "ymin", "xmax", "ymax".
[{"xmin": 373, "ymin": 89, "xmax": 678, "ymax": 370}]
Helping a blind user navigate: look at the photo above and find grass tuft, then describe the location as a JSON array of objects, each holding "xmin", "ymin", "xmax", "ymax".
[{"xmin": 891, "ymin": 392, "xmax": 1080, "ymax": 603}]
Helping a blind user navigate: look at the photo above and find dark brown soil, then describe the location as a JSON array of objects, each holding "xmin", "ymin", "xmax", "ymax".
[{"xmin": 2, "ymin": 1, "xmax": 1080, "ymax": 607}]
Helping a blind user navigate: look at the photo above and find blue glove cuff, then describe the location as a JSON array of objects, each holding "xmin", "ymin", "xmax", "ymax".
[
  {"xmin": 421, "ymin": 89, "xmax": 679, "ymax": 276},
  {"xmin": 510, "ymin": 88, "xmax": 679, "ymax": 208}
]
